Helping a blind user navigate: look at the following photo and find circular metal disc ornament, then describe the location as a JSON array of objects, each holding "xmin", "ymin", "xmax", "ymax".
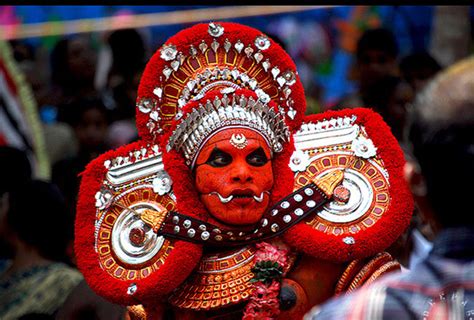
[
  {"xmin": 317, "ymin": 168, "xmax": 373, "ymax": 223},
  {"xmin": 294, "ymin": 151, "xmax": 390, "ymax": 236},
  {"xmin": 111, "ymin": 202, "xmax": 165, "ymax": 265},
  {"xmin": 95, "ymin": 185, "xmax": 175, "ymax": 281}
]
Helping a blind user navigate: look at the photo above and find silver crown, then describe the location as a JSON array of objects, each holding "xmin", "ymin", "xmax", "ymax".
[{"xmin": 167, "ymin": 93, "xmax": 290, "ymax": 167}]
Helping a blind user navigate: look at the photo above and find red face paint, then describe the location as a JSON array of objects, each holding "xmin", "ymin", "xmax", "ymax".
[{"xmin": 195, "ymin": 128, "xmax": 274, "ymax": 225}]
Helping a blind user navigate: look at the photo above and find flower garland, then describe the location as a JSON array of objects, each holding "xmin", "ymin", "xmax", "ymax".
[{"xmin": 243, "ymin": 242, "xmax": 289, "ymax": 320}]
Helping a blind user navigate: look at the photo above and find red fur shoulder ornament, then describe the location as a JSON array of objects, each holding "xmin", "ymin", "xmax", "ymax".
[
  {"xmin": 283, "ymin": 108, "xmax": 413, "ymax": 262},
  {"xmin": 75, "ymin": 140, "xmax": 202, "ymax": 305}
]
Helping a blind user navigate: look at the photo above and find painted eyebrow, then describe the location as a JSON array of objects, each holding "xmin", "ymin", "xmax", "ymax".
[
  {"xmin": 246, "ymin": 147, "xmax": 270, "ymax": 163},
  {"xmin": 205, "ymin": 147, "xmax": 232, "ymax": 162},
  {"xmin": 247, "ymin": 147, "xmax": 266, "ymax": 156},
  {"xmin": 252, "ymin": 144, "xmax": 272, "ymax": 159}
]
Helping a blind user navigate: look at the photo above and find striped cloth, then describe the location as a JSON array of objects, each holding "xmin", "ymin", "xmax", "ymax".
[{"xmin": 305, "ymin": 227, "xmax": 474, "ymax": 320}]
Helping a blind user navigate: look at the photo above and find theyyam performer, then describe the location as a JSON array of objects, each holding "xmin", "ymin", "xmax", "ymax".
[{"xmin": 75, "ymin": 22, "xmax": 413, "ymax": 319}]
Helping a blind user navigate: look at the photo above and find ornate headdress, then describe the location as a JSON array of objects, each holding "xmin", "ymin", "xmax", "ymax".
[
  {"xmin": 135, "ymin": 22, "xmax": 305, "ymax": 156},
  {"xmin": 167, "ymin": 94, "xmax": 290, "ymax": 167}
]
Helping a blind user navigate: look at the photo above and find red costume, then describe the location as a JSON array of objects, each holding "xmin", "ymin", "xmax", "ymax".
[{"xmin": 75, "ymin": 22, "xmax": 413, "ymax": 319}]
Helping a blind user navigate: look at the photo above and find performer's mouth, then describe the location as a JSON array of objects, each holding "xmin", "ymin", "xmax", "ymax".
[{"xmin": 209, "ymin": 190, "xmax": 268, "ymax": 204}]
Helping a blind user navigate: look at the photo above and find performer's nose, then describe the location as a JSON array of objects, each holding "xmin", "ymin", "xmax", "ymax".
[{"xmin": 231, "ymin": 163, "xmax": 253, "ymax": 183}]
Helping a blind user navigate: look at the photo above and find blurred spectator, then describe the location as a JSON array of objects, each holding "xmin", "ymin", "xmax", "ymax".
[
  {"xmin": 17, "ymin": 59, "xmax": 78, "ymax": 165},
  {"xmin": 104, "ymin": 29, "xmax": 146, "ymax": 120},
  {"xmin": 9, "ymin": 40, "xmax": 35, "ymax": 63},
  {"xmin": 305, "ymin": 57, "xmax": 474, "ymax": 320},
  {"xmin": 0, "ymin": 180, "xmax": 83, "ymax": 319},
  {"xmin": 17, "ymin": 60, "xmax": 50, "ymax": 114},
  {"xmin": 403, "ymin": 151, "xmax": 436, "ymax": 271},
  {"xmin": 0, "ymin": 146, "xmax": 32, "ymax": 196},
  {"xmin": 407, "ymin": 213, "xmax": 434, "ymax": 270},
  {"xmin": 360, "ymin": 75, "xmax": 420, "ymax": 270},
  {"xmin": 95, "ymin": 29, "xmax": 146, "ymax": 149},
  {"xmin": 398, "ymin": 52, "xmax": 445, "ymax": 271},
  {"xmin": 107, "ymin": 29, "xmax": 146, "ymax": 91},
  {"xmin": 0, "ymin": 146, "xmax": 32, "ymax": 260},
  {"xmin": 104, "ymin": 68, "xmax": 141, "ymax": 150},
  {"xmin": 106, "ymin": 119, "xmax": 139, "ymax": 150},
  {"xmin": 363, "ymin": 76, "xmax": 414, "ymax": 142},
  {"xmin": 399, "ymin": 51, "xmax": 442, "ymax": 95},
  {"xmin": 386, "ymin": 79, "xmax": 414, "ymax": 142},
  {"xmin": 109, "ymin": 68, "xmax": 143, "ymax": 121},
  {"xmin": 55, "ymin": 280, "xmax": 126, "ymax": 320},
  {"xmin": 50, "ymin": 34, "xmax": 99, "ymax": 106},
  {"xmin": 52, "ymin": 97, "xmax": 111, "ymax": 213},
  {"xmin": 333, "ymin": 27, "xmax": 399, "ymax": 109},
  {"xmin": 391, "ymin": 79, "xmax": 414, "ymax": 127}
]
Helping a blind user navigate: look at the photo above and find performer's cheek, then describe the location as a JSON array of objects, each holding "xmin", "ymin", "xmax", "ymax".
[
  {"xmin": 195, "ymin": 167, "xmax": 227, "ymax": 195},
  {"xmin": 254, "ymin": 164, "xmax": 274, "ymax": 191}
]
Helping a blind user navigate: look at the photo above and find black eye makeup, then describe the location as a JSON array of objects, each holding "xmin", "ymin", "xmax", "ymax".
[
  {"xmin": 206, "ymin": 148, "xmax": 233, "ymax": 167},
  {"xmin": 246, "ymin": 147, "xmax": 269, "ymax": 167}
]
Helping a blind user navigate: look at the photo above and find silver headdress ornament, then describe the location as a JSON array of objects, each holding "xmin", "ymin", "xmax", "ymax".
[
  {"xmin": 167, "ymin": 93, "xmax": 290, "ymax": 168},
  {"xmin": 136, "ymin": 22, "xmax": 306, "ymax": 168}
]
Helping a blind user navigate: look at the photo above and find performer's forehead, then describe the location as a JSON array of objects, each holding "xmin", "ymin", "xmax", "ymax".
[{"xmin": 200, "ymin": 128, "xmax": 270, "ymax": 151}]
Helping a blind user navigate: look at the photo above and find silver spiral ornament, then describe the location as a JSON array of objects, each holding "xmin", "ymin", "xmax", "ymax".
[
  {"xmin": 111, "ymin": 202, "xmax": 164, "ymax": 265},
  {"xmin": 317, "ymin": 168, "xmax": 374, "ymax": 223}
]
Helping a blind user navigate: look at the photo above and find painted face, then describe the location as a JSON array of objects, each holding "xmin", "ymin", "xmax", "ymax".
[{"xmin": 194, "ymin": 128, "xmax": 274, "ymax": 226}]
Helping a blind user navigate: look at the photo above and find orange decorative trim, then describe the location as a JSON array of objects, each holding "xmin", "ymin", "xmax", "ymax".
[
  {"xmin": 169, "ymin": 246, "xmax": 256, "ymax": 311},
  {"xmin": 364, "ymin": 260, "xmax": 401, "ymax": 286},
  {"xmin": 127, "ymin": 305, "xmax": 147, "ymax": 320},
  {"xmin": 334, "ymin": 259, "xmax": 366, "ymax": 294},
  {"xmin": 346, "ymin": 252, "xmax": 394, "ymax": 293}
]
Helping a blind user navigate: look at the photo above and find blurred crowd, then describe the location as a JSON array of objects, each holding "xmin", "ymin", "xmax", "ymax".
[
  {"xmin": 1, "ymin": 28, "xmax": 148, "ymax": 320},
  {"xmin": 0, "ymin": 17, "xmax": 472, "ymax": 320}
]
